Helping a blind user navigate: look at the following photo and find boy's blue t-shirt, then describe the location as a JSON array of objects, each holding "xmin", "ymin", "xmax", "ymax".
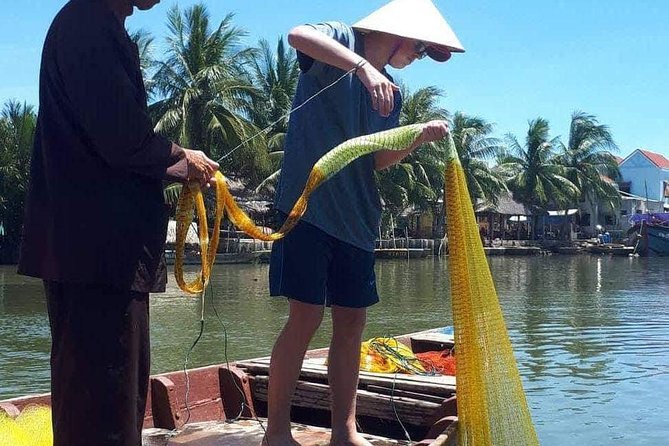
[{"xmin": 274, "ymin": 21, "xmax": 402, "ymax": 252}]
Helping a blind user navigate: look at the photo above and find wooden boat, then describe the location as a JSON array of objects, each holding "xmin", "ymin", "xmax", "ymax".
[
  {"xmin": 483, "ymin": 246, "xmax": 542, "ymax": 256},
  {"xmin": 164, "ymin": 250, "xmax": 271, "ymax": 265},
  {"xmin": 552, "ymin": 246, "xmax": 583, "ymax": 255},
  {"xmin": 584, "ymin": 243, "xmax": 635, "ymax": 256},
  {"xmin": 0, "ymin": 328, "xmax": 458, "ymax": 446},
  {"xmin": 645, "ymin": 223, "xmax": 669, "ymax": 255},
  {"xmin": 626, "ymin": 213, "xmax": 669, "ymax": 256}
]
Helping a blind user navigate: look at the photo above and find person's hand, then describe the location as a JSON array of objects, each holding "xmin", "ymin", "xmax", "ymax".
[
  {"xmin": 184, "ymin": 149, "xmax": 219, "ymax": 188},
  {"xmin": 419, "ymin": 120, "xmax": 450, "ymax": 144},
  {"xmin": 356, "ymin": 61, "xmax": 400, "ymax": 118}
]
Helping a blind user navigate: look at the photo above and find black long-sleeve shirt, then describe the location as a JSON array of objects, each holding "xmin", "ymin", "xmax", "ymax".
[{"xmin": 19, "ymin": 0, "xmax": 188, "ymax": 292}]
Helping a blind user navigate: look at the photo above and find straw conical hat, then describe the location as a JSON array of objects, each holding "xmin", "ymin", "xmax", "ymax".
[{"xmin": 352, "ymin": 0, "xmax": 464, "ymax": 62}]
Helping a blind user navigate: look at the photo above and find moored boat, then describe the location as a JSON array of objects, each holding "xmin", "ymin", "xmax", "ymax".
[
  {"xmin": 585, "ymin": 243, "xmax": 635, "ymax": 256},
  {"xmin": 628, "ymin": 213, "xmax": 669, "ymax": 256},
  {"xmin": 646, "ymin": 223, "xmax": 669, "ymax": 255},
  {"xmin": 0, "ymin": 328, "xmax": 459, "ymax": 446}
]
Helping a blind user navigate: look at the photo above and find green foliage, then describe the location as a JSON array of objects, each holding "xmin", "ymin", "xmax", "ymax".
[
  {"xmin": 0, "ymin": 5, "xmax": 629, "ymax": 257},
  {"xmin": 448, "ymin": 112, "xmax": 507, "ymax": 206},
  {"xmin": 0, "ymin": 101, "xmax": 36, "ymax": 261},
  {"xmin": 498, "ymin": 118, "xmax": 579, "ymax": 212},
  {"xmin": 150, "ymin": 3, "xmax": 271, "ymax": 185},
  {"xmin": 246, "ymin": 36, "xmax": 299, "ymax": 194},
  {"xmin": 376, "ymin": 85, "xmax": 450, "ymax": 218},
  {"xmin": 554, "ymin": 111, "xmax": 621, "ymax": 210}
]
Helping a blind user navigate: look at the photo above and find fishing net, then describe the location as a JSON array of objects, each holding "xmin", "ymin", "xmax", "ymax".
[
  {"xmin": 415, "ymin": 350, "xmax": 457, "ymax": 376},
  {"xmin": 174, "ymin": 125, "xmax": 539, "ymax": 445},
  {"xmin": 444, "ymin": 134, "xmax": 539, "ymax": 445},
  {"xmin": 0, "ymin": 406, "xmax": 52, "ymax": 446},
  {"xmin": 359, "ymin": 337, "xmax": 426, "ymax": 374}
]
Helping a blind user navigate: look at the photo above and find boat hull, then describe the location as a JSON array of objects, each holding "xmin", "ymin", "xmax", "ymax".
[
  {"xmin": 646, "ymin": 224, "xmax": 669, "ymax": 256},
  {"xmin": 0, "ymin": 329, "xmax": 458, "ymax": 446}
]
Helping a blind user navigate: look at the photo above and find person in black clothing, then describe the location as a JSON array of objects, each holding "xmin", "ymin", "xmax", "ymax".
[{"xmin": 18, "ymin": 1, "xmax": 219, "ymax": 445}]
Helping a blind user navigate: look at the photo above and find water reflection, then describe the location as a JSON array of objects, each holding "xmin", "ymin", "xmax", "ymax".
[{"xmin": 1, "ymin": 255, "xmax": 668, "ymax": 445}]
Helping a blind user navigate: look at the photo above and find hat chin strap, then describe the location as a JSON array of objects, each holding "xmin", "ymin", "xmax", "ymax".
[{"xmin": 386, "ymin": 40, "xmax": 402, "ymax": 65}]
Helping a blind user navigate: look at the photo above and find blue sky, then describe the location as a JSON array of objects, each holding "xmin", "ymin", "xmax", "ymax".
[{"xmin": 1, "ymin": 0, "xmax": 668, "ymax": 158}]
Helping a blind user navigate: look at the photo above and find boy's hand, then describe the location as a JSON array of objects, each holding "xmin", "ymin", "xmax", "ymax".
[
  {"xmin": 356, "ymin": 62, "xmax": 400, "ymax": 118},
  {"xmin": 419, "ymin": 120, "xmax": 450, "ymax": 144}
]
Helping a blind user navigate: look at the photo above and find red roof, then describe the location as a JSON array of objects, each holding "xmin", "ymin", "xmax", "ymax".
[
  {"xmin": 640, "ymin": 150, "xmax": 669, "ymax": 169},
  {"xmin": 614, "ymin": 155, "xmax": 624, "ymax": 165}
]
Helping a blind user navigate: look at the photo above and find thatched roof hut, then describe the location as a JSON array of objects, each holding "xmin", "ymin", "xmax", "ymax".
[{"xmin": 475, "ymin": 193, "xmax": 532, "ymax": 216}]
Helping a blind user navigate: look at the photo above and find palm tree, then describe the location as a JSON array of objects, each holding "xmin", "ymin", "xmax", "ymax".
[
  {"xmin": 248, "ymin": 36, "xmax": 300, "ymax": 195},
  {"xmin": 554, "ymin": 112, "xmax": 621, "ymax": 220},
  {"xmin": 150, "ymin": 3, "xmax": 271, "ymax": 185},
  {"xmin": 376, "ymin": 85, "xmax": 450, "ymax": 229},
  {"xmin": 129, "ymin": 28, "xmax": 157, "ymax": 99},
  {"xmin": 0, "ymin": 100, "xmax": 36, "ymax": 261},
  {"xmin": 498, "ymin": 118, "xmax": 579, "ymax": 238},
  {"xmin": 247, "ymin": 37, "xmax": 299, "ymax": 146},
  {"xmin": 449, "ymin": 112, "xmax": 507, "ymax": 206}
]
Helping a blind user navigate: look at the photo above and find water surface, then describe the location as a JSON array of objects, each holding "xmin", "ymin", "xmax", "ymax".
[{"xmin": 1, "ymin": 255, "xmax": 668, "ymax": 445}]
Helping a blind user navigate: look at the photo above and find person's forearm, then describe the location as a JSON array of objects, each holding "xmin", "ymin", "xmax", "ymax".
[
  {"xmin": 288, "ymin": 25, "xmax": 364, "ymax": 72},
  {"xmin": 374, "ymin": 138, "xmax": 423, "ymax": 170}
]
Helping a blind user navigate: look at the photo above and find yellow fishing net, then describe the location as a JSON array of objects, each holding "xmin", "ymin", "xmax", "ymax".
[
  {"xmin": 444, "ymin": 135, "xmax": 539, "ymax": 445},
  {"xmin": 359, "ymin": 337, "xmax": 426, "ymax": 374},
  {"xmin": 175, "ymin": 125, "xmax": 539, "ymax": 444},
  {"xmin": 0, "ymin": 406, "xmax": 52, "ymax": 446}
]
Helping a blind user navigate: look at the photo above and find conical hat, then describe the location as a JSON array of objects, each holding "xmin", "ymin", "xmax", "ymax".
[{"xmin": 352, "ymin": 0, "xmax": 464, "ymax": 62}]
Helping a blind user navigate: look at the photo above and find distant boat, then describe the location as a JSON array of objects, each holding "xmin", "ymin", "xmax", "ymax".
[
  {"xmin": 164, "ymin": 249, "xmax": 271, "ymax": 265},
  {"xmin": 644, "ymin": 223, "xmax": 669, "ymax": 256},
  {"xmin": 628, "ymin": 213, "xmax": 669, "ymax": 256},
  {"xmin": 585, "ymin": 243, "xmax": 635, "ymax": 256},
  {"xmin": 374, "ymin": 248, "xmax": 432, "ymax": 259}
]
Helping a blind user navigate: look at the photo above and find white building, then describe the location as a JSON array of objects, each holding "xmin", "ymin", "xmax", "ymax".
[{"xmin": 618, "ymin": 149, "xmax": 669, "ymax": 211}]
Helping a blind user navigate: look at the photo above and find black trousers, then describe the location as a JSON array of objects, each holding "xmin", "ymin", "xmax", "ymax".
[{"xmin": 45, "ymin": 281, "xmax": 150, "ymax": 446}]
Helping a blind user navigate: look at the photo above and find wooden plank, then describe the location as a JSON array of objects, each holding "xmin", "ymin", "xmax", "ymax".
[
  {"xmin": 0, "ymin": 402, "xmax": 20, "ymax": 418},
  {"xmin": 157, "ymin": 418, "xmax": 411, "ymax": 446},
  {"xmin": 365, "ymin": 385, "xmax": 446, "ymax": 405},
  {"xmin": 236, "ymin": 358, "xmax": 456, "ymax": 397},
  {"xmin": 251, "ymin": 376, "xmax": 440, "ymax": 427}
]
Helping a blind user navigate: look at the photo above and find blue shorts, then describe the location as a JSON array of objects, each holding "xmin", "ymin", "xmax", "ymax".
[{"xmin": 269, "ymin": 217, "xmax": 379, "ymax": 308}]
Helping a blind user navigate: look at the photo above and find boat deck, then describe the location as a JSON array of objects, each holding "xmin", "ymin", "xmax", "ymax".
[
  {"xmin": 2, "ymin": 329, "xmax": 459, "ymax": 446},
  {"xmin": 143, "ymin": 419, "xmax": 414, "ymax": 446}
]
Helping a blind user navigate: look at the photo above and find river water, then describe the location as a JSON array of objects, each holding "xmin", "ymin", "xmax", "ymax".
[{"xmin": 1, "ymin": 255, "xmax": 668, "ymax": 445}]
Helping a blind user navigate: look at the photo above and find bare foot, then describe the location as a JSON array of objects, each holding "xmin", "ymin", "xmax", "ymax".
[
  {"xmin": 329, "ymin": 432, "xmax": 373, "ymax": 446},
  {"xmin": 261, "ymin": 432, "xmax": 302, "ymax": 446}
]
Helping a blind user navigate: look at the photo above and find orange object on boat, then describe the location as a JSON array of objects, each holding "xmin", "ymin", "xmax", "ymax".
[{"xmin": 415, "ymin": 350, "xmax": 457, "ymax": 376}]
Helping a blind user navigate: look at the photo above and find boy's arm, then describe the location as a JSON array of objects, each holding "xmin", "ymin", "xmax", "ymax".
[
  {"xmin": 288, "ymin": 25, "xmax": 398, "ymax": 117},
  {"xmin": 374, "ymin": 120, "xmax": 450, "ymax": 170}
]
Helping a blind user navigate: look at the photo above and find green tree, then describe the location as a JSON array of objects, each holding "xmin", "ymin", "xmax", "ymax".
[
  {"xmin": 449, "ymin": 112, "xmax": 507, "ymax": 206},
  {"xmin": 150, "ymin": 3, "xmax": 271, "ymax": 184},
  {"xmin": 0, "ymin": 100, "xmax": 36, "ymax": 262},
  {"xmin": 376, "ymin": 86, "xmax": 450, "ymax": 222},
  {"xmin": 129, "ymin": 28, "xmax": 157, "ymax": 99},
  {"xmin": 554, "ymin": 111, "xmax": 621, "ymax": 212},
  {"xmin": 498, "ymin": 118, "xmax": 579, "ymax": 238},
  {"xmin": 247, "ymin": 37, "xmax": 299, "ymax": 147},
  {"xmin": 248, "ymin": 36, "xmax": 299, "ymax": 195}
]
